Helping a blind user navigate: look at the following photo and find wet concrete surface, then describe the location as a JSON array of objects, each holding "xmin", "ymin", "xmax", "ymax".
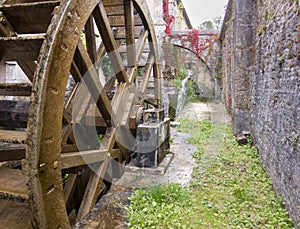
[{"xmin": 113, "ymin": 126, "xmax": 197, "ymax": 188}]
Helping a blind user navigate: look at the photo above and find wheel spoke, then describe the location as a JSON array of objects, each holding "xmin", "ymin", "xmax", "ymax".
[
  {"xmin": 124, "ymin": 0, "xmax": 136, "ymax": 67},
  {"xmin": 64, "ymin": 173, "xmax": 78, "ymax": 208},
  {"xmin": 74, "ymin": 39, "xmax": 113, "ymax": 126},
  {"xmin": 84, "ymin": 16, "xmax": 97, "ymax": 63},
  {"xmin": 140, "ymin": 54, "xmax": 154, "ymax": 94},
  {"xmin": 128, "ymin": 29, "xmax": 149, "ymax": 83},
  {"xmin": 93, "ymin": 2, "xmax": 128, "ymax": 83},
  {"xmin": 76, "ymin": 127, "xmax": 115, "ymax": 220},
  {"xmin": 0, "ymin": 0, "xmax": 163, "ymax": 227}
]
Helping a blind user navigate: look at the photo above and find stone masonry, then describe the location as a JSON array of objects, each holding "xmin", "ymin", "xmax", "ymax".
[{"xmin": 221, "ymin": 0, "xmax": 300, "ymax": 225}]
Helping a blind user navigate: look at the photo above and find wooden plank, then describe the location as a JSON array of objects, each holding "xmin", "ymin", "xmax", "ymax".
[
  {"xmin": 61, "ymin": 148, "xmax": 120, "ymax": 169},
  {"xmin": 0, "ymin": 144, "xmax": 25, "ymax": 162},
  {"xmin": 0, "ymin": 83, "xmax": 31, "ymax": 96},
  {"xmin": 0, "ymin": 1, "xmax": 60, "ymax": 34},
  {"xmin": 93, "ymin": 2, "xmax": 128, "ymax": 83},
  {"xmin": 0, "ymin": 35, "xmax": 44, "ymax": 61},
  {"xmin": 0, "ymin": 129, "xmax": 26, "ymax": 143},
  {"xmin": 0, "ymin": 167, "xmax": 28, "ymax": 199},
  {"xmin": 0, "ymin": 199, "xmax": 32, "ymax": 228},
  {"xmin": 105, "ymin": 5, "xmax": 124, "ymax": 16},
  {"xmin": 0, "ymin": 100, "xmax": 29, "ymax": 129},
  {"xmin": 102, "ymin": 0, "xmax": 123, "ymax": 6},
  {"xmin": 108, "ymin": 14, "xmax": 143, "ymax": 27}
]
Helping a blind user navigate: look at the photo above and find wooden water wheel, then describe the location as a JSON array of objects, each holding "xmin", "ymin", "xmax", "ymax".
[{"xmin": 0, "ymin": 0, "xmax": 162, "ymax": 227}]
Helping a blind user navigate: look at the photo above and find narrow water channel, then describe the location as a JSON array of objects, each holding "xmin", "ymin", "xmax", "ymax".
[{"xmin": 175, "ymin": 70, "xmax": 193, "ymax": 116}]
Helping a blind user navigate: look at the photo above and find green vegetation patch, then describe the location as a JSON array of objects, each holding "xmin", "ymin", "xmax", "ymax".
[
  {"xmin": 126, "ymin": 120, "xmax": 293, "ymax": 228},
  {"xmin": 125, "ymin": 183, "xmax": 193, "ymax": 228}
]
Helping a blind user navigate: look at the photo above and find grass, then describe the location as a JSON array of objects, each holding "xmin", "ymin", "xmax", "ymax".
[
  {"xmin": 126, "ymin": 119, "xmax": 294, "ymax": 228},
  {"xmin": 125, "ymin": 183, "xmax": 192, "ymax": 228}
]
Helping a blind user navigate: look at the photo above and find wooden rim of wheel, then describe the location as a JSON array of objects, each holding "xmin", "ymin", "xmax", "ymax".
[{"xmin": 25, "ymin": 0, "xmax": 162, "ymax": 227}]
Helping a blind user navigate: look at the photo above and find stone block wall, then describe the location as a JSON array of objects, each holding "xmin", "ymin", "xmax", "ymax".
[
  {"xmin": 251, "ymin": 0, "xmax": 300, "ymax": 225},
  {"xmin": 221, "ymin": 0, "xmax": 300, "ymax": 225},
  {"xmin": 220, "ymin": 0, "xmax": 255, "ymax": 135}
]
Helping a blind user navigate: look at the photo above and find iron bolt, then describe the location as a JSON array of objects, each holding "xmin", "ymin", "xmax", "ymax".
[
  {"xmin": 0, "ymin": 16, "xmax": 6, "ymax": 25},
  {"xmin": 9, "ymin": 31, "xmax": 16, "ymax": 37},
  {"xmin": 53, "ymin": 161, "xmax": 59, "ymax": 169},
  {"xmin": 67, "ymin": 12, "xmax": 73, "ymax": 19}
]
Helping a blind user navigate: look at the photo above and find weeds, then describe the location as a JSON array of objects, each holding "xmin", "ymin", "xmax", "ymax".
[{"xmin": 126, "ymin": 120, "xmax": 294, "ymax": 228}]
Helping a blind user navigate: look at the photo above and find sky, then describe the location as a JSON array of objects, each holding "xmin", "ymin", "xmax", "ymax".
[{"xmin": 181, "ymin": 0, "xmax": 228, "ymax": 28}]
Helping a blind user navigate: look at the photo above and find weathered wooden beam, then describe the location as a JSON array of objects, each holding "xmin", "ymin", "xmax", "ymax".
[
  {"xmin": 124, "ymin": 0, "xmax": 136, "ymax": 67},
  {"xmin": 105, "ymin": 5, "xmax": 124, "ymax": 16},
  {"xmin": 84, "ymin": 16, "xmax": 97, "ymax": 64},
  {"xmin": 61, "ymin": 149, "xmax": 106, "ymax": 171},
  {"xmin": 61, "ymin": 148, "xmax": 122, "ymax": 169},
  {"xmin": 0, "ymin": 83, "xmax": 31, "ymax": 96},
  {"xmin": 102, "ymin": 0, "xmax": 123, "ymax": 6},
  {"xmin": 108, "ymin": 14, "xmax": 143, "ymax": 27}
]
